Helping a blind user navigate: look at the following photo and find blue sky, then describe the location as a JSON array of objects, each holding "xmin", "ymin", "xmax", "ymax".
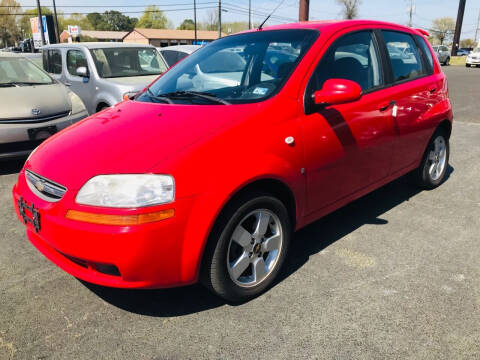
[{"xmin": 18, "ymin": 0, "xmax": 480, "ymax": 39}]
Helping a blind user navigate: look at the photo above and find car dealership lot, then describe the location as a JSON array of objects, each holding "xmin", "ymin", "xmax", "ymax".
[{"xmin": 0, "ymin": 66, "xmax": 479, "ymax": 359}]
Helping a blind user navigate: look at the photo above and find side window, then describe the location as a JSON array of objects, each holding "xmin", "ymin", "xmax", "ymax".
[
  {"xmin": 382, "ymin": 30, "xmax": 424, "ymax": 82},
  {"xmin": 415, "ymin": 35, "xmax": 434, "ymax": 75},
  {"xmin": 161, "ymin": 50, "xmax": 178, "ymax": 67},
  {"xmin": 67, "ymin": 50, "xmax": 87, "ymax": 76},
  {"xmin": 43, "ymin": 50, "xmax": 62, "ymax": 74},
  {"xmin": 307, "ymin": 31, "xmax": 383, "ymax": 99}
]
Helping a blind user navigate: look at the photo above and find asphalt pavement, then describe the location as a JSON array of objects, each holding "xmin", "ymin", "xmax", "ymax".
[{"xmin": 0, "ymin": 66, "xmax": 479, "ymax": 360}]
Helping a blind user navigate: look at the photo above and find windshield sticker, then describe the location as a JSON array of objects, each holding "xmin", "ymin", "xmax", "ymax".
[{"xmin": 253, "ymin": 87, "xmax": 268, "ymax": 95}]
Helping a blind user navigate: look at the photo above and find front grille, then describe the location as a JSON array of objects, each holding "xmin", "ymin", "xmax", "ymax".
[
  {"xmin": 0, "ymin": 110, "xmax": 70, "ymax": 124},
  {"xmin": 25, "ymin": 170, "xmax": 67, "ymax": 202}
]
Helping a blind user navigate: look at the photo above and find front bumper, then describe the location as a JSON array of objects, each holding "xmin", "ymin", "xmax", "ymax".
[
  {"xmin": 12, "ymin": 169, "xmax": 196, "ymax": 289},
  {"xmin": 466, "ymin": 58, "xmax": 480, "ymax": 65},
  {"xmin": 0, "ymin": 111, "xmax": 87, "ymax": 160}
]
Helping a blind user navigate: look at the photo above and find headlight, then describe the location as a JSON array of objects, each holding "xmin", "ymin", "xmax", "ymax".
[
  {"xmin": 76, "ymin": 174, "xmax": 175, "ymax": 208},
  {"xmin": 68, "ymin": 90, "xmax": 87, "ymax": 115}
]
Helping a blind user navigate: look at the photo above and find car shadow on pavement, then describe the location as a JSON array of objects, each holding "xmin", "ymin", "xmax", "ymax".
[
  {"xmin": 81, "ymin": 166, "xmax": 454, "ymax": 317},
  {"xmin": 0, "ymin": 159, "xmax": 25, "ymax": 175}
]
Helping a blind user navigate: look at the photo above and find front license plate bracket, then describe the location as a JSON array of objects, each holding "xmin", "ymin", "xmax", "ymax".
[{"xmin": 18, "ymin": 197, "xmax": 41, "ymax": 232}]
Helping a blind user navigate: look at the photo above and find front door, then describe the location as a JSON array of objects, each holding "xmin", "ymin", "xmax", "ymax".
[
  {"xmin": 65, "ymin": 49, "xmax": 95, "ymax": 114},
  {"xmin": 301, "ymin": 30, "xmax": 396, "ymax": 215}
]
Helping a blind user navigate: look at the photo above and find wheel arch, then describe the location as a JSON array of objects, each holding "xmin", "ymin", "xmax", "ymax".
[{"xmin": 437, "ymin": 119, "xmax": 452, "ymax": 139}]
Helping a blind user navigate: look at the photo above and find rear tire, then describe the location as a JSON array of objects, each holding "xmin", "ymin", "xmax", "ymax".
[
  {"xmin": 201, "ymin": 194, "xmax": 291, "ymax": 302},
  {"xmin": 414, "ymin": 129, "xmax": 450, "ymax": 189}
]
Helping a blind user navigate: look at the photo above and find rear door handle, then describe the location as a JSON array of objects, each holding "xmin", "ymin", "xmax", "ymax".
[
  {"xmin": 428, "ymin": 87, "xmax": 437, "ymax": 93},
  {"xmin": 380, "ymin": 100, "xmax": 396, "ymax": 112}
]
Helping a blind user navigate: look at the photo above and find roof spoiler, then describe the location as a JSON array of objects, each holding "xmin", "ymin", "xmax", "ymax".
[{"xmin": 415, "ymin": 28, "xmax": 430, "ymax": 37}]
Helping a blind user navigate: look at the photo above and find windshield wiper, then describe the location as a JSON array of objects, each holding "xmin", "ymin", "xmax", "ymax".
[
  {"xmin": 0, "ymin": 83, "xmax": 16, "ymax": 87},
  {"xmin": 1, "ymin": 81, "xmax": 49, "ymax": 86},
  {"xmin": 146, "ymin": 87, "xmax": 173, "ymax": 104},
  {"xmin": 162, "ymin": 91, "xmax": 231, "ymax": 105}
]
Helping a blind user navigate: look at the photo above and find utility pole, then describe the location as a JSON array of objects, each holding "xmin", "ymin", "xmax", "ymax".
[
  {"xmin": 452, "ymin": 0, "xmax": 466, "ymax": 56},
  {"xmin": 408, "ymin": 0, "xmax": 414, "ymax": 27},
  {"xmin": 194, "ymin": 0, "xmax": 197, "ymax": 44},
  {"xmin": 218, "ymin": 0, "xmax": 222, "ymax": 38},
  {"xmin": 249, "ymin": 0, "xmax": 252, "ymax": 29},
  {"xmin": 36, "ymin": 0, "xmax": 46, "ymax": 46},
  {"xmin": 299, "ymin": 0, "xmax": 309, "ymax": 21},
  {"xmin": 52, "ymin": 0, "xmax": 60, "ymax": 43},
  {"xmin": 474, "ymin": 8, "xmax": 480, "ymax": 45}
]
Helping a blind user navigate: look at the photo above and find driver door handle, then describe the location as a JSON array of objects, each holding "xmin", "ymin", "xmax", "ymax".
[
  {"xmin": 65, "ymin": 82, "xmax": 72, "ymax": 87},
  {"xmin": 379, "ymin": 100, "xmax": 396, "ymax": 112}
]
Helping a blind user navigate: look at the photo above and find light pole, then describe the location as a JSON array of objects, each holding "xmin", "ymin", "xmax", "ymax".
[
  {"xmin": 218, "ymin": 0, "xmax": 222, "ymax": 38},
  {"xmin": 452, "ymin": 0, "xmax": 466, "ymax": 56},
  {"xmin": 249, "ymin": 0, "xmax": 252, "ymax": 29},
  {"xmin": 36, "ymin": 0, "xmax": 46, "ymax": 46},
  {"xmin": 52, "ymin": 0, "xmax": 60, "ymax": 43},
  {"xmin": 194, "ymin": 0, "xmax": 197, "ymax": 44}
]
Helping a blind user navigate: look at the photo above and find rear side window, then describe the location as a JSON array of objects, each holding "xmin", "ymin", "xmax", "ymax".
[
  {"xmin": 415, "ymin": 35, "xmax": 434, "ymax": 75},
  {"xmin": 161, "ymin": 50, "xmax": 180, "ymax": 67},
  {"xmin": 67, "ymin": 50, "xmax": 88, "ymax": 76},
  {"xmin": 308, "ymin": 31, "xmax": 383, "ymax": 93},
  {"xmin": 382, "ymin": 31, "xmax": 424, "ymax": 83},
  {"xmin": 42, "ymin": 49, "xmax": 62, "ymax": 74}
]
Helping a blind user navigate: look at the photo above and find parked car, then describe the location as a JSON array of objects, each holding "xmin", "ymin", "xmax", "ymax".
[
  {"xmin": 157, "ymin": 45, "xmax": 201, "ymax": 67},
  {"xmin": 432, "ymin": 45, "xmax": 450, "ymax": 65},
  {"xmin": 0, "ymin": 52, "xmax": 87, "ymax": 160},
  {"xmin": 41, "ymin": 43, "xmax": 168, "ymax": 114},
  {"xmin": 456, "ymin": 48, "xmax": 470, "ymax": 56},
  {"xmin": 466, "ymin": 47, "xmax": 480, "ymax": 67},
  {"xmin": 13, "ymin": 21, "xmax": 453, "ymax": 301}
]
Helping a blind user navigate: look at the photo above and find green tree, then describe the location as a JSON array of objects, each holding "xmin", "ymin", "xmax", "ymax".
[
  {"xmin": 178, "ymin": 19, "xmax": 195, "ymax": 30},
  {"xmin": 100, "ymin": 11, "xmax": 137, "ymax": 31},
  {"xmin": 431, "ymin": 17, "xmax": 455, "ymax": 45},
  {"xmin": 62, "ymin": 13, "xmax": 93, "ymax": 31},
  {"xmin": 86, "ymin": 12, "xmax": 103, "ymax": 30},
  {"xmin": 460, "ymin": 38, "xmax": 476, "ymax": 48},
  {"xmin": 137, "ymin": 6, "xmax": 168, "ymax": 29},
  {"xmin": 0, "ymin": 0, "xmax": 22, "ymax": 46}
]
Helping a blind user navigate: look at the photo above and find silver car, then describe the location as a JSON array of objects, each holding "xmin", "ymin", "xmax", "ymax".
[
  {"xmin": 432, "ymin": 45, "xmax": 450, "ymax": 66},
  {"xmin": 0, "ymin": 52, "xmax": 88, "ymax": 160},
  {"xmin": 41, "ymin": 43, "xmax": 168, "ymax": 114},
  {"xmin": 157, "ymin": 45, "xmax": 201, "ymax": 67}
]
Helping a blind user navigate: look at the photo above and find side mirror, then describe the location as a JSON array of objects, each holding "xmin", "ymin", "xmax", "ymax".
[
  {"xmin": 76, "ymin": 66, "xmax": 89, "ymax": 78},
  {"xmin": 313, "ymin": 79, "xmax": 362, "ymax": 106}
]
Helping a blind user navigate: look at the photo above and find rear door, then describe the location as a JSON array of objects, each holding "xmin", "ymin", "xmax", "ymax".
[
  {"xmin": 379, "ymin": 30, "xmax": 441, "ymax": 173},
  {"xmin": 301, "ymin": 30, "xmax": 396, "ymax": 214}
]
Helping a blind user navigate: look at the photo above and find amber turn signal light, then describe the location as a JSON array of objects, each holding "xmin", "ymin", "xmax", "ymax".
[{"xmin": 65, "ymin": 209, "xmax": 174, "ymax": 226}]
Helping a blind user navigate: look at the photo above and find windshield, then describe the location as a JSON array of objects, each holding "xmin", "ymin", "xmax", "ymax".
[
  {"xmin": 0, "ymin": 57, "xmax": 53, "ymax": 85},
  {"xmin": 90, "ymin": 47, "xmax": 168, "ymax": 78},
  {"xmin": 473, "ymin": 48, "xmax": 480, "ymax": 53},
  {"xmin": 138, "ymin": 29, "xmax": 318, "ymax": 105}
]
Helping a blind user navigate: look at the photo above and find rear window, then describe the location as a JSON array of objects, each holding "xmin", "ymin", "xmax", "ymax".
[
  {"xmin": 415, "ymin": 35, "xmax": 434, "ymax": 75},
  {"xmin": 382, "ymin": 30, "xmax": 425, "ymax": 83}
]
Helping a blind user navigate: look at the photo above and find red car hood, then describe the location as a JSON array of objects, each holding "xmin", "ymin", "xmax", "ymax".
[{"xmin": 26, "ymin": 101, "xmax": 244, "ymax": 190}]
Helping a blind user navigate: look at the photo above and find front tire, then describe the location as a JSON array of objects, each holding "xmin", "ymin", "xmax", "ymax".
[
  {"xmin": 415, "ymin": 129, "xmax": 450, "ymax": 189},
  {"xmin": 443, "ymin": 57, "xmax": 450, "ymax": 66},
  {"xmin": 201, "ymin": 194, "xmax": 291, "ymax": 302},
  {"xmin": 466, "ymin": 63, "xmax": 471, "ymax": 67}
]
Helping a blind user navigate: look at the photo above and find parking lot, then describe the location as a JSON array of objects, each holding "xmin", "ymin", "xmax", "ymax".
[{"xmin": 0, "ymin": 65, "xmax": 479, "ymax": 359}]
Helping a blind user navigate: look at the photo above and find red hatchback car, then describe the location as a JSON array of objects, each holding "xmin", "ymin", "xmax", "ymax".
[{"xmin": 13, "ymin": 21, "xmax": 452, "ymax": 301}]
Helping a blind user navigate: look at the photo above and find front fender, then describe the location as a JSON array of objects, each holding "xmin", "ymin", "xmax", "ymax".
[{"xmin": 178, "ymin": 153, "xmax": 304, "ymax": 284}]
